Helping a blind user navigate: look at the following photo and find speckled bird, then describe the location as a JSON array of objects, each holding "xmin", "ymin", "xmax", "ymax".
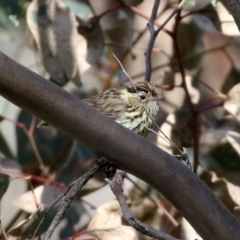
[
  {"xmin": 39, "ymin": 81, "xmax": 162, "ymax": 137},
  {"xmin": 83, "ymin": 81, "xmax": 162, "ymax": 137}
]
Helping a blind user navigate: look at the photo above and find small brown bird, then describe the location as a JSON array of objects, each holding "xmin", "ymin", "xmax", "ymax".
[{"xmin": 39, "ymin": 81, "xmax": 163, "ymax": 137}]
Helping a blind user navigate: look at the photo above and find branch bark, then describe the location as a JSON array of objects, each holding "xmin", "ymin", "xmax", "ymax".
[
  {"xmin": 43, "ymin": 163, "xmax": 101, "ymax": 240},
  {"xmin": 109, "ymin": 171, "xmax": 180, "ymax": 240},
  {"xmin": 0, "ymin": 51, "xmax": 240, "ymax": 239},
  {"xmin": 226, "ymin": 0, "xmax": 240, "ymax": 31},
  {"xmin": 145, "ymin": 0, "xmax": 160, "ymax": 82}
]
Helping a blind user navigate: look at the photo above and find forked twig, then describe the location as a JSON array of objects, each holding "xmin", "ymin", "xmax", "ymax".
[
  {"xmin": 145, "ymin": 0, "xmax": 161, "ymax": 82},
  {"xmin": 42, "ymin": 162, "xmax": 103, "ymax": 240},
  {"xmin": 144, "ymin": 0, "xmax": 185, "ymax": 82},
  {"xmin": 126, "ymin": 175, "xmax": 179, "ymax": 227},
  {"xmin": 108, "ymin": 171, "xmax": 180, "ymax": 240}
]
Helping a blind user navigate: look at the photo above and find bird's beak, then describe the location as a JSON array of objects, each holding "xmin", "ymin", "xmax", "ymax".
[{"xmin": 153, "ymin": 95, "xmax": 164, "ymax": 101}]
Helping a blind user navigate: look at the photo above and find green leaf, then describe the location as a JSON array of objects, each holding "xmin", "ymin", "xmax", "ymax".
[
  {"xmin": 211, "ymin": 0, "xmax": 218, "ymax": 7},
  {"xmin": 210, "ymin": 142, "xmax": 240, "ymax": 171},
  {"xmin": 183, "ymin": 0, "xmax": 196, "ymax": 9},
  {"xmin": 0, "ymin": 0, "xmax": 26, "ymax": 17}
]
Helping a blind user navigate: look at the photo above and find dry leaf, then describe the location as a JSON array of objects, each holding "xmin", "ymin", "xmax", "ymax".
[
  {"xmin": 181, "ymin": 218, "xmax": 203, "ymax": 240},
  {"xmin": 224, "ymin": 83, "xmax": 240, "ymax": 122},
  {"xmin": 88, "ymin": 200, "xmax": 137, "ymax": 240},
  {"xmin": 26, "ymin": 0, "xmax": 81, "ymax": 86},
  {"xmin": 200, "ymin": 169, "xmax": 240, "ymax": 209},
  {"xmin": 217, "ymin": 2, "xmax": 239, "ymax": 35}
]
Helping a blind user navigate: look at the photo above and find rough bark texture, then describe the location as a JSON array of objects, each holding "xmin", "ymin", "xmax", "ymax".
[{"xmin": 226, "ymin": 0, "xmax": 240, "ymax": 31}]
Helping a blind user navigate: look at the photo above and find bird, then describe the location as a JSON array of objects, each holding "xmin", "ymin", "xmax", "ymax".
[{"xmin": 38, "ymin": 81, "xmax": 163, "ymax": 137}]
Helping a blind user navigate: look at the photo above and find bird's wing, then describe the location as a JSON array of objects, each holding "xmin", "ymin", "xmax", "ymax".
[
  {"xmin": 84, "ymin": 92, "xmax": 127, "ymax": 120},
  {"xmin": 83, "ymin": 95, "xmax": 98, "ymax": 108}
]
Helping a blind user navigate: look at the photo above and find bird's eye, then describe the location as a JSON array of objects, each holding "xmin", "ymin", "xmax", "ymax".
[{"xmin": 140, "ymin": 94, "xmax": 145, "ymax": 100}]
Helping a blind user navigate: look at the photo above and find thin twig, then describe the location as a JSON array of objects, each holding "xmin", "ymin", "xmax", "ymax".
[
  {"xmin": 145, "ymin": 0, "xmax": 160, "ymax": 82},
  {"xmin": 108, "ymin": 171, "xmax": 180, "ymax": 240},
  {"xmin": 113, "ymin": 53, "xmax": 141, "ymax": 96},
  {"xmin": 130, "ymin": 40, "xmax": 233, "ymax": 81},
  {"xmin": 96, "ymin": 3, "xmax": 122, "ymax": 20},
  {"xmin": 171, "ymin": 16, "xmax": 194, "ymax": 112},
  {"xmin": 126, "ymin": 176, "xmax": 179, "ymax": 227},
  {"xmin": 129, "ymin": 3, "xmax": 170, "ymax": 32},
  {"xmin": 169, "ymin": 3, "xmax": 196, "ymax": 170},
  {"xmin": 42, "ymin": 163, "xmax": 102, "ymax": 240},
  {"xmin": 198, "ymin": 100, "xmax": 226, "ymax": 113},
  {"xmin": 156, "ymin": 1, "xmax": 185, "ymax": 36},
  {"xmin": 144, "ymin": 1, "xmax": 185, "ymax": 82},
  {"xmin": 0, "ymin": 115, "xmax": 48, "ymax": 174}
]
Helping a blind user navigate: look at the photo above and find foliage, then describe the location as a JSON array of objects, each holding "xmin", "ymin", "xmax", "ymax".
[{"xmin": 0, "ymin": 0, "xmax": 240, "ymax": 239}]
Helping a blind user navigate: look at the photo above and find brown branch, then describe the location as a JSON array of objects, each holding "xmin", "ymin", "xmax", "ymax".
[
  {"xmin": 144, "ymin": 1, "xmax": 184, "ymax": 82},
  {"xmin": 226, "ymin": 0, "xmax": 240, "ymax": 31},
  {"xmin": 170, "ymin": 7, "xmax": 200, "ymax": 171},
  {"xmin": 42, "ymin": 163, "xmax": 102, "ymax": 240},
  {"xmin": 96, "ymin": 3, "xmax": 122, "ymax": 20},
  {"xmin": 109, "ymin": 171, "xmax": 180, "ymax": 240},
  {"xmin": 126, "ymin": 175, "xmax": 178, "ymax": 227},
  {"xmin": 197, "ymin": 100, "xmax": 226, "ymax": 114},
  {"xmin": 171, "ymin": 15, "xmax": 194, "ymax": 113},
  {"xmin": 155, "ymin": 2, "xmax": 184, "ymax": 36},
  {"xmin": 0, "ymin": 51, "xmax": 240, "ymax": 239},
  {"xmin": 145, "ymin": 0, "xmax": 160, "ymax": 82}
]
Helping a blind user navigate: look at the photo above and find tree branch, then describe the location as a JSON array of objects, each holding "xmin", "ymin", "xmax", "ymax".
[
  {"xmin": 109, "ymin": 171, "xmax": 180, "ymax": 240},
  {"xmin": 226, "ymin": 0, "xmax": 240, "ymax": 31},
  {"xmin": 43, "ymin": 163, "xmax": 102, "ymax": 240},
  {"xmin": 0, "ymin": 51, "xmax": 240, "ymax": 239},
  {"xmin": 145, "ymin": 0, "xmax": 160, "ymax": 82}
]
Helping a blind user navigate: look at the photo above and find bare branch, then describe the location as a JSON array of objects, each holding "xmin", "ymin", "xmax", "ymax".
[
  {"xmin": 144, "ymin": 1, "xmax": 185, "ymax": 82},
  {"xmin": 43, "ymin": 163, "xmax": 101, "ymax": 240},
  {"xmin": 108, "ymin": 171, "xmax": 180, "ymax": 240},
  {"xmin": 0, "ymin": 51, "xmax": 240, "ymax": 239},
  {"xmin": 145, "ymin": 0, "xmax": 160, "ymax": 82}
]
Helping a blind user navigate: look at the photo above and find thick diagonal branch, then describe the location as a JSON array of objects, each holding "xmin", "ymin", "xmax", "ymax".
[{"xmin": 0, "ymin": 51, "xmax": 240, "ymax": 239}]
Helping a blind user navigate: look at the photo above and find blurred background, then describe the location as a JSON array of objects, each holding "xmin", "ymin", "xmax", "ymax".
[{"xmin": 0, "ymin": 0, "xmax": 240, "ymax": 239}]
